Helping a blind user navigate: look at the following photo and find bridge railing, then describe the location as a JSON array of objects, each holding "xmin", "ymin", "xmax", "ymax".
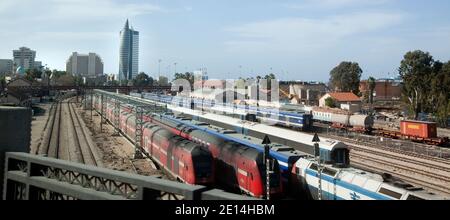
[
  {"xmin": 7, "ymin": 85, "xmax": 172, "ymax": 91},
  {"xmin": 2, "ymin": 152, "xmax": 258, "ymax": 200}
]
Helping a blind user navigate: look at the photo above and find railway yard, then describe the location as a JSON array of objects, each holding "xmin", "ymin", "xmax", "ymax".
[
  {"xmin": 31, "ymin": 96, "xmax": 162, "ymax": 177},
  {"xmin": 25, "ymin": 91, "xmax": 450, "ymax": 200}
]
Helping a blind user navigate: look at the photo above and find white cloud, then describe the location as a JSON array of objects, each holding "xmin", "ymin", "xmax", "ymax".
[
  {"xmin": 0, "ymin": 0, "xmax": 163, "ymax": 23},
  {"xmin": 50, "ymin": 0, "xmax": 164, "ymax": 19},
  {"xmin": 284, "ymin": 0, "xmax": 393, "ymax": 10},
  {"xmin": 224, "ymin": 12, "xmax": 406, "ymax": 53}
]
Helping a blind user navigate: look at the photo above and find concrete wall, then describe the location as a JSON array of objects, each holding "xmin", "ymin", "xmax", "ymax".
[{"xmin": 0, "ymin": 106, "xmax": 31, "ymax": 198}]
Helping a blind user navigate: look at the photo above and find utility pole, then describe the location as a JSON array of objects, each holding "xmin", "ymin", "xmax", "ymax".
[
  {"xmin": 90, "ymin": 90, "xmax": 93, "ymax": 121},
  {"xmin": 313, "ymin": 133, "xmax": 322, "ymax": 200},
  {"xmin": 262, "ymin": 135, "xmax": 272, "ymax": 200},
  {"xmin": 100, "ymin": 94, "xmax": 105, "ymax": 132},
  {"xmin": 158, "ymin": 59, "xmax": 162, "ymax": 78},
  {"xmin": 174, "ymin": 62, "xmax": 178, "ymax": 75},
  {"xmin": 134, "ymin": 106, "xmax": 144, "ymax": 159}
]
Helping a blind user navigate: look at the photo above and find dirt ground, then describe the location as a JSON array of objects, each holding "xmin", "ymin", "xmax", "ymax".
[
  {"xmin": 76, "ymin": 103, "xmax": 163, "ymax": 177},
  {"xmin": 30, "ymin": 103, "xmax": 52, "ymax": 154},
  {"xmin": 438, "ymin": 128, "xmax": 450, "ymax": 138}
]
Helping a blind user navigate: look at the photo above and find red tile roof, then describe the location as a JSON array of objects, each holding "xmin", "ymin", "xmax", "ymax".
[{"xmin": 328, "ymin": 92, "xmax": 361, "ymax": 102}]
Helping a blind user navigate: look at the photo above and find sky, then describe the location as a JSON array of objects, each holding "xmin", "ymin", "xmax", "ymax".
[{"xmin": 1, "ymin": 0, "xmax": 450, "ymax": 82}]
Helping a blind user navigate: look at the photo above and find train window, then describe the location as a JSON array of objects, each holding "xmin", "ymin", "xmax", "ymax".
[
  {"xmin": 406, "ymin": 194, "xmax": 425, "ymax": 200},
  {"xmin": 309, "ymin": 163, "xmax": 319, "ymax": 171},
  {"xmin": 378, "ymin": 187, "xmax": 403, "ymax": 199},
  {"xmin": 322, "ymin": 168, "xmax": 337, "ymax": 177}
]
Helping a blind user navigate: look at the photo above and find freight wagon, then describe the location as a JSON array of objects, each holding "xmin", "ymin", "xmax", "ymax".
[{"xmin": 375, "ymin": 120, "xmax": 448, "ymax": 146}]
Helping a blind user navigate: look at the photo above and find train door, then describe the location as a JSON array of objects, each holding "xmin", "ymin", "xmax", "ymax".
[
  {"xmin": 167, "ymin": 143, "xmax": 173, "ymax": 171},
  {"xmin": 237, "ymin": 160, "xmax": 249, "ymax": 192}
]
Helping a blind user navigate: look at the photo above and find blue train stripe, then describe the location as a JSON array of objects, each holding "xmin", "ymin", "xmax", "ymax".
[
  {"xmin": 160, "ymin": 114, "xmax": 292, "ymax": 171},
  {"xmin": 305, "ymin": 169, "xmax": 392, "ymax": 200}
]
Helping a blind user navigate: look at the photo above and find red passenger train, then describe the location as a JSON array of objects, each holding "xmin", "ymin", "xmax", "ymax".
[
  {"xmin": 102, "ymin": 103, "xmax": 214, "ymax": 185},
  {"xmin": 96, "ymin": 98, "xmax": 283, "ymax": 198},
  {"xmin": 143, "ymin": 113, "xmax": 283, "ymax": 198}
]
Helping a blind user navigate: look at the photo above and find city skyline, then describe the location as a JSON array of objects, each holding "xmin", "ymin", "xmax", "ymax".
[{"xmin": 0, "ymin": 0, "xmax": 450, "ymax": 81}]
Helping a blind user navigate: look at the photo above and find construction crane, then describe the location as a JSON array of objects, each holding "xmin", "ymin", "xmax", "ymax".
[{"xmin": 279, "ymin": 88, "xmax": 300, "ymax": 103}]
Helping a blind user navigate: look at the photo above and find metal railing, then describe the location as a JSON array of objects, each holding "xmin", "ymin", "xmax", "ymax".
[
  {"xmin": 2, "ymin": 152, "xmax": 258, "ymax": 200},
  {"xmin": 7, "ymin": 85, "xmax": 172, "ymax": 92}
]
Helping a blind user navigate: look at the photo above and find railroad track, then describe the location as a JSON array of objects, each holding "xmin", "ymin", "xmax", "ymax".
[
  {"xmin": 37, "ymin": 97, "xmax": 102, "ymax": 167},
  {"xmin": 319, "ymin": 131, "xmax": 450, "ymax": 167},
  {"xmin": 67, "ymin": 99, "xmax": 102, "ymax": 166},
  {"xmin": 38, "ymin": 100, "xmax": 62, "ymax": 157},
  {"xmin": 343, "ymin": 137, "xmax": 450, "ymax": 168},
  {"xmin": 351, "ymin": 154, "xmax": 450, "ymax": 196},
  {"xmin": 351, "ymin": 146, "xmax": 450, "ymax": 175},
  {"xmin": 314, "ymin": 122, "xmax": 450, "ymax": 161},
  {"xmin": 351, "ymin": 153, "xmax": 450, "ymax": 183}
]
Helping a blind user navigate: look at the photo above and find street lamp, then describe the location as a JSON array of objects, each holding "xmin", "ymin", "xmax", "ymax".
[
  {"xmin": 174, "ymin": 62, "xmax": 178, "ymax": 75},
  {"xmin": 262, "ymin": 135, "xmax": 272, "ymax": 200},
  {"xmin": 158, "ymin": 59, "xmax": 162, "ymax": 78},
  {"xmin": 312, "ymin": 133, "xmax": 323, "ymax": 200}
]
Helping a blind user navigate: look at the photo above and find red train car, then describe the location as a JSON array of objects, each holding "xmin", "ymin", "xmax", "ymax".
[
  {"xmin": 108, "ymin": 104, "xmax": 214, "ymax": 185},
  {"xmin": 143, "ymin": 113, "xmax": 283, "ymax": 198},
  {"xmin": 100, "ymin": 97, "xmax": 282, "ymax": 197},
  {"xmin": 400, "ymin": 120, "xmax": 437, "ymax": 139},
  {"xmin": 143, "ymin": 124, "xmax": 214, "ymax": 185}
]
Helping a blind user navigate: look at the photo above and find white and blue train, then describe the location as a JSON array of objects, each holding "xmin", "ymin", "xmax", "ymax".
[
  {"xmin": 131, "ymin": 92, "xmax": 313, "ymax": 131},
  {"xmin": 293, "ymin": 157, "xmax": 444, "ymax": 200}
]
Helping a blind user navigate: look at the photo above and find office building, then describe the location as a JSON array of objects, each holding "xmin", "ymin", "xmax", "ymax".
[
  {"xmin": 119, "ymin": 19, "xmax": 139, "ymax": 81},
  {"xmin": 13, "ymin": 47, "xmax": 36, "ymax": 73},
  {"xmin": 66, "ymin": 52, "xmax": 104, "ymax": 77}
]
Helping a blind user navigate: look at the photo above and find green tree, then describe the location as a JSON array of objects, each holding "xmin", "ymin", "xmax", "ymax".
[
  {"xmin": 367, "ymin": 77, "xmax": 376, "ymax": 104},
  {"xmin": 431, "ymin": 61, "xmax": 450, "ymax": 126},
  {"xmin": 51, "ymin": 70, "xmax": 67, "ymax": 78},
  {"xmin": 55, "ymin": 74, "xmax": 75, "ymax": 86},
  {"xmin": 325, "ymin": 97, "xmax": 336, "ymax": 108},
  {"xmin": 173, "ymin": 72, "xmax": 194, "ymax": 87},
  {"xmin": 329, "ymin": 61, "xmax": 362, "ymax": 95},
  {"xmin": 120, "ymin": 79, "xmax": 129, "ymax": 86},
  {"xmin": 0, "ymin": 76, "xmax": 6, "ymax": 92},
  {"xmin": 133, "ymin": 72, "xmax": 154, "ymax": 87},
  {"xmin": 74, "ymin": 75, "xmax": 84, "ymax": 86},
  {"xmin": 398, "ymin": 50, "xmax": 436, "ymax": 120},
  {"xmin": 25, "ymin": 68, "xmax": 43, "ymax": 81}
]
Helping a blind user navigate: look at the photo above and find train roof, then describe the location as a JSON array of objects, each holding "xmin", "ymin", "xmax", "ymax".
[
  {"xmin": 338, "ymin": 166, "xmax": 446, "ymax": 200},
  {"xmin": 143, "ymin": 122, "xmax": 206, "ymax": 153},
  {"xmin": 312, "ymin": 106, "xmax": 349, "ymax": 114},
  {"xmin": 300, "ymin": 159, "xmax": 447, "ymax": 200},
  {"xmin": 401, "ymin": 120, "xmax": 437, "ymax": 125}
]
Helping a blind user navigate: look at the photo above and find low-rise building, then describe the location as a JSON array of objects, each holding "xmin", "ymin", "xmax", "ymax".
[
  {"xmin": 359, "ymin": 79, "xmax": 403, "ymax": 101},
  {"xmin": 319, "ymin": 92, "xmax": 362, "ymax": 110}
]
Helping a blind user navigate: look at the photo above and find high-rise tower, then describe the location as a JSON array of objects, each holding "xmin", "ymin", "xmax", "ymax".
[{"xmin": 119, "ymin": 19, "xmax": 139, "ymax": 81}]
